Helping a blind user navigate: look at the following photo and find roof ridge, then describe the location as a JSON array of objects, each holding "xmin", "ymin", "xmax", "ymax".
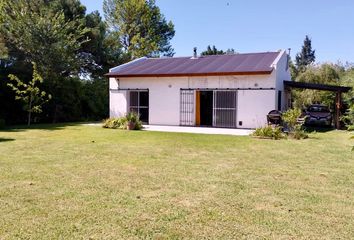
[{"xmin": 145, "ymin": 51, "xmax": 280, "ymax": 60}]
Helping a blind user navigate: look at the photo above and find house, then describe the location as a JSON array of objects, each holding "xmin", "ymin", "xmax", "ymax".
[{"xmin": 106, "ymin": 50, "xmax": 291, "ymax": 129}]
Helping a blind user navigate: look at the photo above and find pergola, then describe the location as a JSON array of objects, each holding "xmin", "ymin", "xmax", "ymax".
[{"xmin": 284, "ymin": 81, "xmax": 352, "ymax": 129}]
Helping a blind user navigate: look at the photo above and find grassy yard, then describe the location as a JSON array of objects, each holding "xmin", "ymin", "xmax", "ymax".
[{"xmin": 0, "ymin": 124, "xmax": 353, "ymax": 239}]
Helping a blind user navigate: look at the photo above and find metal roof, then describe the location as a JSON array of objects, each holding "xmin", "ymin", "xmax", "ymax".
[{"xmin": 106, "ymin": 52, "xmax": 280, "ymax": 78}]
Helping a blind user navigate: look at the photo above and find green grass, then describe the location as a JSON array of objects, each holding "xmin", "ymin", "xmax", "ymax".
[{"xmin": 0, "ymin": 124, "xmax": 353, "ymax": 239}]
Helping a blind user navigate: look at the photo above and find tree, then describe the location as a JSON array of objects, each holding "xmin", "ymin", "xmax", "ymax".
[
  {"xmin": 340, "ymin": 67, "xmax": 354, "ymax": 128},
  {"xmin": 295, "ymin": 35, "xmax": 316, "ymax": 73},
  {"xmin": 7, "ymin": 62, "xmax": 51, "ymax": 126},
  {"xmin": 201, "ymin": 45, "xmax": 225, "ymax": 56},
  {"xmin": 225, "ymin": 48, "xmax": 236, "ymax": 55},
  {"xmin": 0, "ymin": 0, "xmax": 121, "ymax": 123},
  {"xmin": 201, "ymin": 45, "xmax": 236, "ymax": 56},
  {"xmin": 0, "ymin": 0, "xmax": 90, "ymax": 79},
  {"xmin": 292, "ymin": 64, "xmax": 342, "ymax": 109},
  {"xmin": 103, "ymin": 0, "xmax": 175, "ymax": 58}
]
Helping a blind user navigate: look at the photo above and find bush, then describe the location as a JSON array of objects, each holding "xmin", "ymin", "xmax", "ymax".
[
  {"xmin": 282, "ymin": 108, "xmax": 302, "ymax": 132},
  {"xmin": 102, "ymin": 117, "xmax": 127, "ymax": 129},
  {"xmin": 290, "ymin": 125, "xmax": 309, "ymax": 140},
  {"xmin": 252, "ymin": 126, "xmax": 284, "ymax": 140},
  {"xmin": 102, "ymin": 112, "xmax": 143, "ymax": 130},
  {"xmin": 282, "ymin": 108, "xmax": 308, "ymax": 139},
  {"xmin": 342, "ymin": 105, "xmax": 354, "ymax": 130},
  {"xmin": 125, "ymin": 112, "xmax": 143, "ymax": 130},
  {"xmin": 347, "ymin": 125, "xmax": 354, "ymax": 131},
  {"xmin": 0, "ymin": 119, "xmax": 5, "ymax": 129}
]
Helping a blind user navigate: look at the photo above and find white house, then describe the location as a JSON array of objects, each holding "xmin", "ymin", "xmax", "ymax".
[{"xmin": 107, "ymin": 50, "xmax": 291, "ymax": 129}]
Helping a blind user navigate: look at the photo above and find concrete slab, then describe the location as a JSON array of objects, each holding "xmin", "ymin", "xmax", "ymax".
[{"xmin": 142, "ymin": 125, "xmax": 253, "ymax": 136}]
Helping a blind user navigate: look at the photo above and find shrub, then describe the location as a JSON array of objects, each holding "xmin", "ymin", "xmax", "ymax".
[
  {"xmin": 347, "ymin": 125, "xmax": 354, "ymax": 131},
  {"xmin": 252, "ymin": 126, "xmax": 284, "ymax": 140},
  {"xmin": 125, "ymin": 112, "xmax": 143, "ymax": 130},
  {"xmin": 282, "ymin": 108, "xmax": 302, "ymax": 132},
  {"xmin": 102, "ymin": 117, "xmax": 127, "ymax": 129},
  {"xmin": 0, "ymin": 119, "xmax": 5, "ymax": 129},
  {"xmin": 102, "ymin": 112, "xmax": 143, "ymax": 130},
  {"xmin": 290, "ymin": 125, "xmax": 309, "ymax": 140},
  {"xmin": 282, "ymin": 108, "xmax": 308, "ymax": 139},
  {"xmin": 342, "ymin": 104, "xmax": 354, "ymax": 130}
]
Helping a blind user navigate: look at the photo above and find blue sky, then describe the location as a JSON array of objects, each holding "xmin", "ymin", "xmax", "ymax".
[{"xmin": 81, "ymin": 0, "xmax": 354, "ymax": 63}]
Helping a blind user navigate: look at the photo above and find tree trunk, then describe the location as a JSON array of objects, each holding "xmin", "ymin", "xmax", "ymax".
[
  {"xmin": 27, "ymin": 111, "xmax": 31, "ymax": 126},
  {"xmin": 28, "ymin": 95, "xmax": 32, "ymax": 126}
]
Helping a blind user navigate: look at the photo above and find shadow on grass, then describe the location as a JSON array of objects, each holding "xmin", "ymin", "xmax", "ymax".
[
  {"xmin": 0, "ymin": 138, "xmax": 15, "ymax": 142},
  {"xmin": 0, "ymin": 122, "xmax": 83, "ymax": 132},
  {"xmin": 304, "ymin": 126, "xmax": 335, "ymax": 133}
]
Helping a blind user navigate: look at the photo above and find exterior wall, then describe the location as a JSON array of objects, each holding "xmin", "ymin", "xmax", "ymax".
[
  {"xmin": 273, "ymin": 51, "xmax": 292, "ymax": 111},
  {"xmin": 109, "ymin": 78, "xmax": 128, "ymax": 117},
  {"xmin": 236, "ymin": 90, "xmax": 276, "ymax": 128},
  {"xmin": 109, "ymin": 73, "xmax": 277, "ymax": 127}
]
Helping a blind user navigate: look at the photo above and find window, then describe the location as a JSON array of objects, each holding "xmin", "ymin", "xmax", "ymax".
[{"xmin": 129, "ymin": 90, "xmax": 149, "ymax": 123}]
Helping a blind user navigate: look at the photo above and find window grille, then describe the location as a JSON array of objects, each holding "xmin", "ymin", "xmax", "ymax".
[
  {"xmin": 180, "ymin": 90, "xmax": 195, "ymax": 126},
  {"xmin": 129, "ymin": 90, "xmax": 149, "ymax": 124}
]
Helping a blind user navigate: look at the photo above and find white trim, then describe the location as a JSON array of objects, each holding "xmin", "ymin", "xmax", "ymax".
[
  {"xmin": 270, "ymin": 50, "xmax": 286, "ymax": 67},
  {"xmin": 109, "ymin": 57, "xmax": 147, "ymax": 73}
]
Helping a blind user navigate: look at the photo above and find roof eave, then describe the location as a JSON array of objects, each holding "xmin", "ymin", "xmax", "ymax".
[{"xmin": 105, "ymin": 70, "xmax": 274, "ymax": 78}]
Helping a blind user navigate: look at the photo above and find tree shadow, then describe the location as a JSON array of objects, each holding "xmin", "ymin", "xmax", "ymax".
[
  {"xmin": 0, "ymin": 138, "xmax": 15, "ymax": 142},
  {"xmin": 304, "ymin": 126, "xmax": 335, "ymax": 133},
  {"xmin": 0, "ymin": 122, "xmax": 83, "ymax": 132}
]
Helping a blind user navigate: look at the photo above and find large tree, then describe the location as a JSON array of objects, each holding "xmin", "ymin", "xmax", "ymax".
[
  {"xmin": 295, "ymin": 35, "xmax": 316, "ymax": 73},
  {"xmin": 0, "ymin": 0, "xmax": 122, "ymax": 123},
  {"xmin": 103, "ymin": 0, "xmax": 175, "ymax": 58},
  {"xmin": 0, "ymin": 0, "xmax": 92, "ymax": 78}
]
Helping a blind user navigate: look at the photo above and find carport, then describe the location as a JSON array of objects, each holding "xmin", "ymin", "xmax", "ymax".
[{"xmin": 284, "ymin": 81, "xmax": 352, "ymax": 129}]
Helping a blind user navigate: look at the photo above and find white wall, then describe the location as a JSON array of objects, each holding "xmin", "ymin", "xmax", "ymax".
[
  {"xmin": 273, "ymin": 51, "xmax": 292, "ymax": 111},
  {"xmin": 109, "ymin": 78, "xmax": 127, "ymax": 118},
  {"xmin": 109, "ymin": 90, "xmax": 127, "ymax": 118},
  {"xmin": 236, "ymin": 90, "xmax": 276, "ymax": 128}
]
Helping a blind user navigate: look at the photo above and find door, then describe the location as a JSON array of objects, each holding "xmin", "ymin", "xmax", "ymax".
[{"xmin": 213, "ymin": 90, "xmax": 237, "ymax": 128}]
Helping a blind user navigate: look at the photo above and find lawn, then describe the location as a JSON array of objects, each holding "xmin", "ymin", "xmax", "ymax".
[{"xmin": 0, "ymin": 124, "xmax": 353, "ymax": 239}]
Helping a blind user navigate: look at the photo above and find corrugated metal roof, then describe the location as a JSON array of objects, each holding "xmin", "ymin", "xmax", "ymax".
[{"xmin": 106, "ymin": 52, "xmax": 280, "ymax": 77}]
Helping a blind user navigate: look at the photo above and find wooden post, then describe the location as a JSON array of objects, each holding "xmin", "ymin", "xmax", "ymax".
[{"xmin": 335, "ymin": 91, "xmax": 341, "ymax": 129}]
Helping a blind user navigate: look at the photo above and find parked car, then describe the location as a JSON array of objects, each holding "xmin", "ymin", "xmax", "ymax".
[{"xmin": 304, "ymin": 104, "xmax": 332, "ymax": 127}]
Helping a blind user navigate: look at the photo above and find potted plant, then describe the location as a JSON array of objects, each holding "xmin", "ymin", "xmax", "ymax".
[{"xmin": 125, "ymin": 112, "xmax": 140, "ymax": 130}]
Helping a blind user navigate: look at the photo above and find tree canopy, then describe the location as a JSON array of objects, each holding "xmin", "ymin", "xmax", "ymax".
[
  {"xmin": 0, "ymin": 0, "xmax": 176, "ymax": 124},
  {"xmin": 103, "ymin": 0, "xmax": 175, "ymax": 58},
  {"xmin": 201, "ymin": 45, "xmax": 235, "ymax": 56},
  {"xmin": 295, "ymin": 35, "xmax": 316, "ymax": 73}
]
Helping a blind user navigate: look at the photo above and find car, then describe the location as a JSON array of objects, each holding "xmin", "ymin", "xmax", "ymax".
[{"xmin": 304, "ymin": 104, "xmax": 332, "ymax": 127}]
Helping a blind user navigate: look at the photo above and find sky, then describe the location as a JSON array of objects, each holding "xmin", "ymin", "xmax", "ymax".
[{"xmin": 81, "ymin": 0, "xmax": 354, "ymax": 63}]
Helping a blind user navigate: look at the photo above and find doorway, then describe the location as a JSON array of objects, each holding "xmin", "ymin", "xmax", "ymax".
[
  {"xmin": 129, "ymin": 90, "xmax": 149, "ymax": 124},
  {"xmin": 196, "ymin": 91, "xmax": 213, "ymax": 126}
]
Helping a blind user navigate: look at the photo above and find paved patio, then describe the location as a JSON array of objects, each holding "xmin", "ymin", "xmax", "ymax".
[{"xmin": 143, "ymin": 125, "xmax": 253, "ymax": 136}]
